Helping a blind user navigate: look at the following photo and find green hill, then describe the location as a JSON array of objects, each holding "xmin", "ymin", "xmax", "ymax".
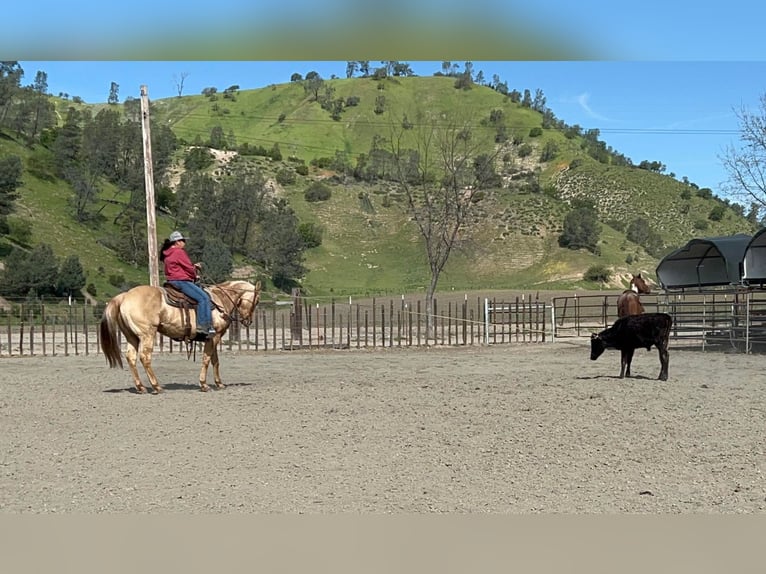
[{"xmin": 0, "ymin": 72, "xmax": 756, "ymax": 301}]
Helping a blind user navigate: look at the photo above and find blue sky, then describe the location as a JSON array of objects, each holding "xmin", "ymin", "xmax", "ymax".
[
  {"xmin": 4, "ymin": 2, "xmax": 766, "ymax": 61},
  {"xmin": 7, "ymin": 2, "xmax": 766, "ymax": 204},
  {"xmin": 16, "ymin": 60, "xmax": 766, "ymax": 201}
]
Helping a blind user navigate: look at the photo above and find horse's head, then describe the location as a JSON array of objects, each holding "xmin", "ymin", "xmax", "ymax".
[
  {"xmin": 630, "ymin": 273, "xmax": 651, "ymax": 294},
  {"xmin": 235, "ymin": 280, "xmax": 262, "ymax": 327}
]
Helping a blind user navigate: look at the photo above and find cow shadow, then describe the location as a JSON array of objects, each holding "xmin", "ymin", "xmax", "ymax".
[{"xmin": 576, "ymin": 374, "xmax": 655, "ymax": 381}]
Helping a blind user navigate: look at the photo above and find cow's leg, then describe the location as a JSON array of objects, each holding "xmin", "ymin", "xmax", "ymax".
[
  {"xmin": 620, "ymin": 348, "xmax": 634, "ymax": 378},
  {"xmin": 658, "ymin": 344, "xmax": 669, "ymax": 380},
  {"xmin": 624, "ymin": 347, "xmax": 634, "ymax": 377}
]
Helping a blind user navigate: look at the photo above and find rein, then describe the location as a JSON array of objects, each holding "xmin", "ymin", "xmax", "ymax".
[{"xmin": 206, "ymin": 281, "xmax": 258, "ymax": 327}]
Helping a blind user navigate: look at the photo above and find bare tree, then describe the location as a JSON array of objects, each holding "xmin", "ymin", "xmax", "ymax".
[
  {"xmin": 389, "ymin": 111, "xmax": 499, "ymax": 337},
  {"xmin": 721, "ymin": 94, "xmax": 766, "ymax": 209},
  {"xmin": 173, "ymin": 72, "xmax": 189, "ymax": 97}
]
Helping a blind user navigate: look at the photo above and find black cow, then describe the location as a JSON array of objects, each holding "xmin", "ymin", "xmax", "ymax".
[{"xmin": 590, "ymin": 313, "xmax": 672, "ymax": 381}]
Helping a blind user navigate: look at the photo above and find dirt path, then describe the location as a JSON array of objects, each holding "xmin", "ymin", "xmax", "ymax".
[{"xmin": 1, "ymin": 342, "xmax": 764, "ymax": 513}]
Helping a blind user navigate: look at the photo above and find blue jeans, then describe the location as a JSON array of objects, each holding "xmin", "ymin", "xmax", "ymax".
[{"xmin": 168, "ymin": 280, "xmax": 212, "ymax": 330}]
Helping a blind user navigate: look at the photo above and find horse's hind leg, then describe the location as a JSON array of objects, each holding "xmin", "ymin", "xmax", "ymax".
[
  {"xmin": 138, "ymin": 332, "xmax": 163, "ymax": 394},
  {"xmin": 123, "ymin": 338, "xmax": 148, "ymax": 394}
]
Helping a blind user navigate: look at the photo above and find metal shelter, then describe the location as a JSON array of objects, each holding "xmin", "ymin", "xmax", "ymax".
[{"xmin": 656, "ymin": 233, "xmax": 752, "ymax": 290}]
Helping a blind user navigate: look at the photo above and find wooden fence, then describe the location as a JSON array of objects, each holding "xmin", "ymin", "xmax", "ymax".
[
  {"xmin": 0, "ymin": 293, "xmax": 547, "ymax": 357},
  {"xmin": 551, "ymin": 287, "xmax": 766, "ymax": 353}
]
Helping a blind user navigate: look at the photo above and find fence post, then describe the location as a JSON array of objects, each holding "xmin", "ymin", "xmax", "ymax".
[{"xmin": 484, "ymin": 297, "xmax": 489, "ymax": 345}]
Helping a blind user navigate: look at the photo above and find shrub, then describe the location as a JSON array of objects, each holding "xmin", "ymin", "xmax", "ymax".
[
  {"xmin": 108, "ymin": 274, "xmax": 125, "ymax": 288},
  {"xmin": 709, "ymin": 205, "xmax": 726, "ymax": 221},
  {"xmin": 276, "ymin": 168, "xmax": 296, "ymax": 185},
  {"xmin": 296, "ymin": 164, "xmax": 309, "ymax": 176},
  {"xmin": 298, "ymin": 222, "xmax": 324, "ymax": 248},
  {"xmin": 311, "ymin": 157, "xmax": 333, "ymax": 169},
  {"xmin": 584, "ymin": 265, "xmax": 611, "ymax": 283},
  {"xmin": 517, "ymin": 143, "xmax": 533, "ymax": 158},
  {"xmin": 304, "ymin": 181, "xmax": 332, "ymax": 202},
  {"xmin": 184, "ymin": 147, "xmax": 215, "ymax": 171},
  {"xmin": 528, "ymin": 127, "xmax": 543, "ymax": 137},
  {"xmin": 7, "ymin": 217, "xmax": 33, "ymax": 246}
]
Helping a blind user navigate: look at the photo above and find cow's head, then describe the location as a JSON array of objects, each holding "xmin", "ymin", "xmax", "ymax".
[{"xmin": 590, "ymin": 333, "xmax": 606, "ymax": 360}]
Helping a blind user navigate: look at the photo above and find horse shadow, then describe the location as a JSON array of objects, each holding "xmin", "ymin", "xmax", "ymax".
[{"xmin": 103, "ymin": 381, "xmax": 255, "ymax": 394}]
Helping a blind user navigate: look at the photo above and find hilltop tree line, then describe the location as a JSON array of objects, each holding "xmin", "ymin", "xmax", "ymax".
[
  {"xmin": 3, "ymin": 60, "xmax": 766, "ymax": 297},
  {"xmin": 0, "ymin": 61, "xmax": 318, "ymax": 297}
]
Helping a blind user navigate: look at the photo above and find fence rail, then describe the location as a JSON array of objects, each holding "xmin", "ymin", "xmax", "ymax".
[
  {"xmin": 8, "ymin": 288, "xmax": 766, "ymax": 358},
  {"xmin": 0, "ymin": 293, "xmax": 548, "ymax": 357},
  {"xmin": 551, "ymin": 288, "xmax": 766, "ymax": 353}
]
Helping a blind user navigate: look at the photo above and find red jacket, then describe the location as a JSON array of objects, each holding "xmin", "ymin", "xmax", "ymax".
[{"xmin": 162, "ymin": 246, "xmax": 197, "ymax": 281}]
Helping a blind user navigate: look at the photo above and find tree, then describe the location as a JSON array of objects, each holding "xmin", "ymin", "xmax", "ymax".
[
  {"xmin": 389, "ymin": 111, "xmax": 498, "ymax": 337},
  {"xmin": 29, "ymin": 70, "xmax": 55, "ymax": 140},
  {"xmin": 0, "ymin": 243, "xmax": 60, "ymax": 297},
  {"xmin": 303, "ymin": 72, "xmax": 323, "ymax": 101},
  {"xmin": 722, "ymin": 94, "xmax": 766, "ymax": 209},
  {"xmin": 56, "ymin": 255, "xmax": 87, "ymax": 298},
  {"xmin": 108, "ymin": 81, "xmax": 119, "ymax": 105},
  {"xmin": 173, "ymin": 71, "xmax": 189, "ymax": 97},
  {"xmin": 0, "ymin": 154, "xmax": 23, "ymax": 221},
  {"xmin": 0, "ymin": 62, "xmax": 24, "ymax": 129},
  {"xmin": 200, "ymin": 237, "xmax": 233, "ymax": 283},
  {"xmin": 251, "ymin": 199, "xmax": 306, "ymax": 290},
  {"xmin": 559, "ymin": 204, "xmax": 600, "ymax": 254},
  {"xmin": 210, "ymin": 125, "xmax": 226, "ymax": 148}
]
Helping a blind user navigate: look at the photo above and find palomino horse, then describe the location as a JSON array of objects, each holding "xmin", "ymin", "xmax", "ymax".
[
  {"xmin": 617, "ymin": 273, "xmax": 651, "ymax": 318},
  {"xmin": 100, "ymin": 280, "xmax": 262, "ymax": 393}
]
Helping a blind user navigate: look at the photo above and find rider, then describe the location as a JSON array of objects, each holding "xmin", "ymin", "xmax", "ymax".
[{"xmin": 159, "ymin": 230, "xmax": 215, "ymax": 337}]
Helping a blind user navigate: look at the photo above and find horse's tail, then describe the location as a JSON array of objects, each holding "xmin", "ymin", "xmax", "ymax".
[{"xmin": 100, "ymin": 294, "xmax": 125, "ymax": 369}]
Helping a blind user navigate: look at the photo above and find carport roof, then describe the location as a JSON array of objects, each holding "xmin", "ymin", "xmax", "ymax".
[
  {"xmin": 743, "ymin": 227, "xmax": 766, "ymax": 284},
  {"xmin": 656, "ymin": 233, "xmax": 752, "ymax": 290}
]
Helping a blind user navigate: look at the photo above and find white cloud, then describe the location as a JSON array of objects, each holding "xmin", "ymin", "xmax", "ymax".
[{"xmin": 577, "ymin": 92, "xmax": 612, "ymax": 122}]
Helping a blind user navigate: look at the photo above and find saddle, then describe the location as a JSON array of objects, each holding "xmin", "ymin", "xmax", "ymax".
[{"xmin": 162, "ymin": 282, "xmax": 208, "ymax": 343}]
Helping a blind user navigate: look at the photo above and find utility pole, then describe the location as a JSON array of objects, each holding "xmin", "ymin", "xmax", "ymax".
[{"xmin": 140, "ymin": 85, "xmax": 159, "ymax": 287}]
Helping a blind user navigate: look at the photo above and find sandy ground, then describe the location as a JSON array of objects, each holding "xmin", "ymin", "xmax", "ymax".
[{"xmin": 1, "ymin": 341, "xmax": 764, "ymax": 513}]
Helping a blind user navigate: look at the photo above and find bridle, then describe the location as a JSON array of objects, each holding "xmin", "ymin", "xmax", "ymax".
[{"xmin": 210, "ymin": 282, "xmax": 259, "ymax": 327}]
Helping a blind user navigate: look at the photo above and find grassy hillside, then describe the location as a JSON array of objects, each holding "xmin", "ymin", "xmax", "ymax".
[{"xmin": 0, "ymin": 73, "xmax": 757, "ymax": 302}]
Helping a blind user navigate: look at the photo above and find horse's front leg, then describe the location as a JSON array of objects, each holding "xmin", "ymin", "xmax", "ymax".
[
  {"xmin": 210, "ymin": 338, "xmax": 224, "ymax": 389},
  {"xmin": 197, "ymin": 338, "xmax": 216, "ymax": 392}
]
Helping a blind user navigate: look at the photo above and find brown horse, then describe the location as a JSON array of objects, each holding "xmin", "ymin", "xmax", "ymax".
[
  {"xmin": 100, "ymin": 280, "xmax": 262, "ymax": 393},
  {"xmin": 617, "ymin": 273, "xmax": 651, "ymax": 318}
]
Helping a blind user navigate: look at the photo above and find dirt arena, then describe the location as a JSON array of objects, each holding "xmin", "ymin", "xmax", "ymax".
[{"xmin": 1, "ymin": 341, "xmax": 764, "ymax": 513}]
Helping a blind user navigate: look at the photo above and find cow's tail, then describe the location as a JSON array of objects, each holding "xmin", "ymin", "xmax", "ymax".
[{"xmin": 100, "ymin": 294, "xmax": 125, "ymax": 369}]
